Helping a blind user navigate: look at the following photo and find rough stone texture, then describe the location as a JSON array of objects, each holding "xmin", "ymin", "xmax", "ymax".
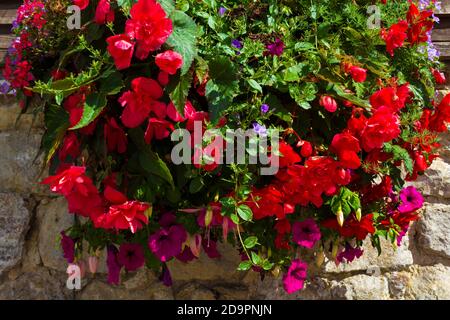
[
  {"xmin": 0, "ymin": 131, "xmax": 45, "ymax": 194},
  {"xmin": 0, "ymin": 100, "xmax": 449, "ymax": 299},
  {"xmin": 168, "ymin": 242, "xmax": 242, "ymax": 283},
  {"xmin": 416, "ymin": 203, "xmax": 450, "ymax": 260},
  {"xmin": 0, "ymin": 193, "xmax": 30, "ymax": 277},
  {"xmin": 78, "ymin": 269, "xmax": 174, "ymax": 300},
  {"xmin": 0, "ymin": 97, "xmax": 43, "ymax": 131},
  {"xmin": 324, "ymin": 236, "xmax": 414, "ymax": 273},
  {"xmin": 0, "ymin": 269, "xmax": 70, "ymax": 300},
  {"xmin": 413, "ymin": 157, "xmax": 450, "ymax": 199},
  {"xmin": 36, "ymin": 197, "xmax": 74, "ymax": 271}
]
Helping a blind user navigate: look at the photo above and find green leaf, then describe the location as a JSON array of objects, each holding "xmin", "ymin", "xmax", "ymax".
[
  {"xmin": 383, "ymin": 143, "xmax": 414, "ymax": 174},
  {"xmin": 128, "ymin": 128, "xmax": 175, "ymax": 189},
  {"xmin": 189, "ymin": 176, "xmax": 204, "ymax": 193},
  {"xmin": 262, "ymin": 260, "xmax": 274, "ymax": 271},
  {"xmin": 251, "ymin": 252, "xmax": 262, "ymax": 265},
  {"xmin": 208, "ymin": 56, "xmax": 238, "ymax": 84},
  {"xmin": 237, "ymin": 204, "xmax": 253, "ymax": 222},
  {"xmin": 247, "ymin": 79, "xmax": 263, "ymax": 93},
  {"xmin": 332, "ymin": 84, "xmax": 371, "ymax": 110},
  {"xmin": 167, "ymin": 70, "xmax": 193, "ymax": 115},
  {"xmin": 243, "ymin": 236, "xmax": 258, "ymax": 249},
  {"xmin": 237, "ymin": 260, "xmax": 252, "ymax": 271},
  {"xmin": 42, "ymin": 105, "xmax": 70, "ymax": 164},
  {"xmin": 166, "ymin": 10, "xmax": 197, "ymax": 75},
  {"xmin": 157, "ymin": 0, "xmax": 175, "ymax": 15},
  {"xmin": 99, "ymin": 72, "xmax": 124, "ymax": 95},
  {"xmin": 70, "ymin": 93, "xmax": 107, "ymax": 130}
]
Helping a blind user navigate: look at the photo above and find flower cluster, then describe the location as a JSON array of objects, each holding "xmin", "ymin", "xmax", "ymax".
[{"xmin": 3, "ymin": 0, "xmax": 449, "ymax": 295}]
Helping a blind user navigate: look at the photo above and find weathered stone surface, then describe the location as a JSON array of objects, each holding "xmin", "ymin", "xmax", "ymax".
[
  {"xmin": 329, "ymin": 275, "xmax": 390, "ymax": 300},
  {"xmin": 413, "ymin": 157, "xmax": 450, "ymax": 199},
  {"xmin": 175, "ymin": 283, "xmax": 216, "ymax": 300},
  {"xmin": 168, "ymin": 242, "xmax": 242, "ymax": 283},
  {"xmin": 36, "ymin": 197, "xmax": 74, "ymax": 271},
  {"xmin": 324, "ymin": 236, "xmax": 414, "ymax": 273},
  {"xmin": 78, "ymin": 269, "xmax": 174, "ymax": 300},
  {"xmin": 416, "ymin": 203, "xmax": 450, "ymax": 260},
  {"xmin": 388, "ymin": 265, "xmax": 450, "ymax": 299},
  {"xmin": 0, "ymin": 96, "xmax": 44, "ymax": 131},
  {"xmin": 0, "ymin": 193, "xmax": 30, "ymax": 276},
  {"xmin": 0, "ymin": 131, "xmax": 45, "ymax": 194},
  {"xmin": 0, "ymin": 269, "xmax": 69, "ymax": 300}
]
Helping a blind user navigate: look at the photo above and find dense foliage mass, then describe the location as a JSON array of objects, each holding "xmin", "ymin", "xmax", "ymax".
[{"xmin": 2, "ymin": 0, "xmax": 449, "ymax": 294}]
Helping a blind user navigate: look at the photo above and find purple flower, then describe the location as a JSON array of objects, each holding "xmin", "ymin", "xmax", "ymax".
[
  {"xmin": 266, "ymin": 38, "xmax": 285, "ymax": 56},
  {"xmin": 117, "ymin": 243, "xmax": 145, "ymax": 271},
  {"xmin": 218, "ymin": 7, "xmax": 227, "ymax": 16},
  {"xmin": 202, "ymin": 238, "xmax": 221, "ymax": 259},
  {"xmin": 292, "ymin": 218, "xmax": 321, "ymax": 249},
  {"xmin": 176, "ymin": 246, "xmax": 196, "ymax": 263},
  {"xmin": 60, "ymin": 231, "xmax": 75, "ymax": 263},
  {"xmin": 252, "ymin": 122, "xmax": 267, "ymax": 136},
  {"xmin": 261, "ymin": 104, "xmax": 270, "ymax": 114},
  {"xmin": 0, "ymin": 82, "xmax": 11, "ymax": 95},
  {"xmin": 231, "ymin": 39, "xmax": 243, "ymax": 50},
  {"xmin": 282, "ymin": 259, "xmax": 308, "ymax": 294},
  {"xmin": 160, "ymin": 264, "xmax": 172, "ymax": 287},
  {"xmin": 148, "ymin": 224, "xmax": 187, "ymax": 262},
  {"xmin": 337, "ymin": 245, "xmax": 363, "ymax": 264},
  {"xmin": 398, "ymin": 186, "xmax": 424, "ymax": 213},
  {"xmin": 106, "ymin": 245, "xmax": 122, "ymax": 285}
]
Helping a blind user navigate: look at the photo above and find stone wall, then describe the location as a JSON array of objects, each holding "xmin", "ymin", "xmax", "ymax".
[{"xmin": 0, "ymin": 92, "xmax": 449, "ymax": 300}]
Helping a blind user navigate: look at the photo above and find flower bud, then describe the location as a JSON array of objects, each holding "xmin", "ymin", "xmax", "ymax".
[
  {"xmin": 271, "ymin": 266, "xmax": 281, "ymax": 278},
  {"xmin": 319, "ymin": 95, "xmax": 338, "ymax": 113},
  {"xmin": 315, "ymin": 250, "xmax": 325, "ymax": 267},
  {"xmin": 356, "ymin": 208, "xmax": 362, "ymax": 222},
  {"xmin": 88, "ymin": 256, "xmax": 98, "ymax": 274},
  {"xmin": 144, "ymin": 205, "xmax": 153, "ymax": 219},
  {"xmin": 336, "ymin": 208, "xmax": 345, "ymax": 227},
  {"xmin": 205, "ymin": 206, "xmax": 213, "ymax": 227},
  {"xmin": 331, "ymin": 241, "xmax": 339, "ymax": 259}
]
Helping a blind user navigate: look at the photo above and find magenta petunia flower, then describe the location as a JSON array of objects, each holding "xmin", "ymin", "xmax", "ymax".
[
  {"xmin": 117, "ymin": 243, "xmax": 145, "ymax": 271},
  {"xmin": 60, "ymin": 231, "xmax": 75, "ymax": 263},
  {"xmin": 398, "ymin": 186, "xmax": 424, "ymax": 213},
  {"xmin": 148, "ymin": 224, "xmax": 187, "ymax": 262},
  {"xmin": 292, "ymin": 218, "xmax": 321, "ymax": 249},
  {"xmin": 266, "ymin": 38, "xmax": 285, "ymax": 56},
  {"xmin": 283, "ymin": 259, "xmax": 308, "ymax": 294},
  {"xmin": 106, "ymin": 245, "xmax": 122, "ymax": 285}
]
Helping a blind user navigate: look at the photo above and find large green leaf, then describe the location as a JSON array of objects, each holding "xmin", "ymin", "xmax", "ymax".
[
  {"xmin": 166, "ymin": 10, "xmax": 197, "ymax": 75},
  {"xmin": 70, "ymin": 93, "xmax": 107, "ymax": 130},
  {"xmin": 42, "ymin": 105, "xmax": 70, "ymax": 164},
  {"xmin": 99, "ymin": 71, "xmax": 124, "ymax": 96},
  {"xmin": 167, "ymin": 70, "xmax": 193, "ymax": 115},
  {"xmin": 129, "ymin": 128, "xmax": 175, "ymax": 189}
]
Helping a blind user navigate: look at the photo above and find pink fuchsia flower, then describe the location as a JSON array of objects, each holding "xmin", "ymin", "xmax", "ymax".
[
  {"xmin": 160, "ymin": 264, "xmax": 172, "ymax": 286},
  {"xmin": 106, "ymin": 245, "xmax": 121, "ymax": 285},
  {"xmin": 88, "ymin": 256, "xmax": 98, "ymax": 274},
  {"xmin": 202, "ymin": 238, "xmax": 221, "ymax": 259},
  {"xmin": 148, "ymin": 225, "xmax": 187, "ymax": 262},
  {"xmin": 155, "ymin": 50, "xmax": 183, "ymax": 75},
  {"xmin": 117, "ymin": 243, "xmax": 145, "ymax": 271},
  {"xmin": 337, "ymin": 245, "xmax": 363, "ymax": 264},
  {"xmin": 319, "ymin": 95, "xmax": 338, "ymax": 113},
  {"xmin": 398, "ymin": 186, "xmax": 424, "ymax": 213},
  {"xmin": 60, "ymin": 231, "xmax": 75, "ymax": 263},
  {"xmin": 283, "ymin": 259, "xmax": 308, "ymax": 294},
  {"xmin": 292, "ymin": 218, "xmax": 321, "ymax": 249}
]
